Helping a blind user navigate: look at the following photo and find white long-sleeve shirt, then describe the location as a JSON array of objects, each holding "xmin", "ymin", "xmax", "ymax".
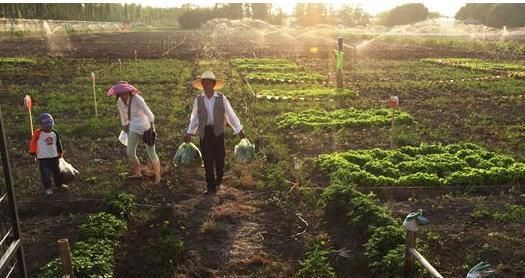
[
  {"xmin": 118, "ymin": 95, "xmax": 155, "ymax": 135},
  {"xmin": 187, "ymin": 92, "xmax": 243, "ymax": 135}
]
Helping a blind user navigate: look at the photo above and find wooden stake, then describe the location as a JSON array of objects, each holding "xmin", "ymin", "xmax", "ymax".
[
  {"xmin": 24, "ymin": 95, "xmax": 33, "ymax": 135},
  {"xmin": 28, "ymin": 106, "xmax": 33, "ymax": 134},
  {"xmin": 391, "ymin": 106, "xmax": 396, "ymax": 149},
  {"xmin": 91, "ymin": 72, "xmax": 97, "ymax": 116},
  {"xmin": 118, "ymin": 59, "xmax": 122, "ymax": 80},
  {"xmin": 134, "ymin": 50, "xmax": 138, "ymax": 75},
  {"xmin": 57, "ymin": 239, "xmax": 74, "ymax": 278},
  {"xmin": 404, "ymin": 230, "xmax": 416, "ymax": 278}
]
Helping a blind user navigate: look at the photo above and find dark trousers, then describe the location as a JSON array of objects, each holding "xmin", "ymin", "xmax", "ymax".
[
  {"xmin": 200, "ymin": 126, "xmax": 225, "ymax": 191},
  {"xmin": 38, "ymin": 157, "xmax": 63, "ymax": 190}
]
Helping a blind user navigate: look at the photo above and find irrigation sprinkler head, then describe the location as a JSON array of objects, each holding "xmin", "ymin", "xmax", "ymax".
[
  {"xmin": 403, "ymin": 209, "xmax": 428, "ymax": 232},
  {"xmin": 466, "ymin": 262, "xmax": 496, "ymax": 278}
]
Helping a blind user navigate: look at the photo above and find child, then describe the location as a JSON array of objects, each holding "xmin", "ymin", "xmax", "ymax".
[{"xmin": 29, "ymin": 113, "xmax": 68, "ymax": 195}]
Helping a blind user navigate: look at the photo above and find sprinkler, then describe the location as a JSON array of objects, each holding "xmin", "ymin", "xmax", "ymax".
[{"xmin": 335, "ymin": 36, "xmax": 344, "ymax": 89}]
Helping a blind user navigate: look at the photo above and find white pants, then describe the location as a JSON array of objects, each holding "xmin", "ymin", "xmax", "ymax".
[{"xmin": 127, "ymin": 131, "xmax": 159, "ymax": 163}]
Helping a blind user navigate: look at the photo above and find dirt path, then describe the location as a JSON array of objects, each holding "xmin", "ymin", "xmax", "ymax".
[
  {"xmin": 172, "ymin": 37, "xmax": 301, "ymax": 277},
  {"xmin": 171, "ymin": 168, "xmax": 299, "ymax": 277}
]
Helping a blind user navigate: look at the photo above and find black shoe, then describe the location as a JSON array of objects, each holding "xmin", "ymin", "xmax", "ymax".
[{"xmin": 204, "ymin": 188, "xmax": 216, "ymax": 195}]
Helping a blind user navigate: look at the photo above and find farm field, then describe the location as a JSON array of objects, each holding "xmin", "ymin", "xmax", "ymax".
[{"xmin": 1, "ymin": 28, "xmax": 525, "ymax": 278}]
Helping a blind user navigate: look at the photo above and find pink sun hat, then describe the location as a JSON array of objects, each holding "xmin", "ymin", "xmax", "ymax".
[{"xmin": 106, "ymin": 81, "xmax": 139, "ymax": 97}]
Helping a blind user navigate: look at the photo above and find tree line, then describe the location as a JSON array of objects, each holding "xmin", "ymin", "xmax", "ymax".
[
  {"xmin": 178, "ymin": 3, "xmax": 370, "ymax": 29},
  {"xmin": 0, "ymin": 3, "xmax": 182, "ymax": 26},
  {"xmin": 11, "ymin": 3, "xmax": 525, "ymax": 29},
  {"xmin": 455, "ymin": 3, "xmax": 525, "ymax": 28}
]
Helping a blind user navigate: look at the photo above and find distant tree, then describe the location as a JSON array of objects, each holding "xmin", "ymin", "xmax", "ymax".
[
  {"xmin": 428, "ymin": 12, "xmax": 441, "ymax": 19},
  {"xmin": 295, "ymin": 3, "xmax": 329, "ymax": 26},
  {"xmin": 268, "ymin": 8, "xmax": 285, "ymax": 25},
  {"xmin": 337, "ymin": 5, "xmax": 370, "ymax": 27},
  {"xmin": 380, "ymin": 3, "xmax": 429, "ymax": 27},
  {"xmin": 456, "ymin": 3, "xmax": 525, "ymax": 28},
  {"xmin": 252, "ymin": 3, "xmax": 271, "ymax": 20}
]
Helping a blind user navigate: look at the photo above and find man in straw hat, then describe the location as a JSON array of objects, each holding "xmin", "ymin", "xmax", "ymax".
[{"xmin": 184, "ymin": 71, "xmax": 246, "ymax": 195}]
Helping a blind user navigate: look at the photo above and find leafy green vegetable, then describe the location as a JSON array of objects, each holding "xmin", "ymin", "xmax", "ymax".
[
  {"xmin": 277, "ymin": 108, "xmax": 413, "ymax": 129},
  {"xmin": 173, "ymin": 142, "xmax": 202, "ymax": 167},
  {"xmin": 316, "ymin": 143, "xmax": 522, "ymax": 187}
]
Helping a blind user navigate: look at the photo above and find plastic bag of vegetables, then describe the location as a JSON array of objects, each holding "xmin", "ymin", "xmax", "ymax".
[
  {"xmin": 173, "ymin": 142, "xmax": 202, "ymax": 167},
  {"xmin": 234, "ymin": 139, "xmax": 255, "ymax": 164}
]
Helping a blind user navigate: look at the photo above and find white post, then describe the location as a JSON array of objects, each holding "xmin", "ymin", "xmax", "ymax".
[
  {"xmin": 118, "ymin": 58, "xmax": 122, "ymax": 80},
  {"xmin": 91, "ymin": 72, "xmax": 98, "ymax": 116},
  {"xmin": 134, "ymin": 49, "xmax": 138, "ymax": 75}
]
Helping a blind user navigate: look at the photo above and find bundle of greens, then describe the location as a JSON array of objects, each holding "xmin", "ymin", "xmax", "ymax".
[{"xmin": 173, "ymin": 142, "xmax": 202, "ymax": 167}]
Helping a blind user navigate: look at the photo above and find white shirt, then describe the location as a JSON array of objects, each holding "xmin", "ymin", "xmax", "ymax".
[
  {"xmin": 187, "ymin": 92, "xmax": 243, "ymax": 135},
  {"xmin": 118, "ymin": 95, "xmax": 155, "ymax": 135},
  {"xmin": 37, "ymin": 131, "xmax": 59, "ymax": 159}
]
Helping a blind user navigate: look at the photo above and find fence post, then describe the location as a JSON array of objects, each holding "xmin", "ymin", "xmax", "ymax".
[
  {"xmin": 404, "ymin": 229, "xmax": 416, "ymax": 278},
  {"xmin": 403, "ymin": 210, "xmax": 429, "ymax": 278},
  {"xmin": 57, "ymin": 239, "xmax": 74, "ymax": 278}
]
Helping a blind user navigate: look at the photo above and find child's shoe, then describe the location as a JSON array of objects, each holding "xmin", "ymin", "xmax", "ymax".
[
  {"xmin": 45, "ymin": 189, "xmax": 53, "ymax": 195},
  {"xmin": 58, "ymin": 184, "xmax": 69, "ymax": 189}
]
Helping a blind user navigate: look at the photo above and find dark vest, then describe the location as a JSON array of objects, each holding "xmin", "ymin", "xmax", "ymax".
[{"xmin": 197, "ymin": 93, "xmax": 225, "ymax": 137}]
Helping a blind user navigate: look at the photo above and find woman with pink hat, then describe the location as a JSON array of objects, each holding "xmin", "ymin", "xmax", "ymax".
[
  {"xmin": 107, "ymin": 81, "xmax": 161, "ymax": 184},
  {"xmin": 184, "ymin": 71, "xmax": 246, "ymax": 194}
]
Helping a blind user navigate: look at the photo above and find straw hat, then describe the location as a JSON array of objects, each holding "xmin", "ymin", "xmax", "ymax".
[{"xmin": 192, "ymin": 71, "xmax": 225, "ymax": 91}]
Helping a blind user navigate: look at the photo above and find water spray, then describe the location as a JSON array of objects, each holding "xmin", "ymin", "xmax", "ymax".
[
  {"xmin": 91, "ymin": 72, "xmax": 98, "ymax": 116},
  {"xmin": 24, "ymin": 95, "xmax": 33, "ymax": 135}
]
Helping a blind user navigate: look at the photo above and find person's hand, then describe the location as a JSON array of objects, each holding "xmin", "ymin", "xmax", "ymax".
[
  {"xmin": 238, "ymin": 130, "xmax": 246, "ymax": 139},
  {"xmin": 150, "ymin": 122, "xmax": 155, "ymax": 131},
  {"xmin": 123, "ymin": 125, "xmax": 129, "ymax": 134},
  {"xmin": 183, "ymin": 133, "xmax": 192, "ymax": 143}
]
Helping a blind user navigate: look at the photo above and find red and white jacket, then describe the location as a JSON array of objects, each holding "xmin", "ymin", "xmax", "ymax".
[{"xmin": 28, "ymin": 129, "xmax": 64, "ymax": 159}]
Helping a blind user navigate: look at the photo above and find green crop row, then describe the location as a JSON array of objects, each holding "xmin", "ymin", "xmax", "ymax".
[
  {"xmin": 257, "ymin": 87, "xmax": 357, "ymax": 98},
  {"xmin": 316, "ymin": 143, "xmax": 525, "ymax": 187},
  {"xmin": 236, "ymin": 63, "xmax": 299, "ymax": 72},
  {"xmin": 246, "ymin": 71, "xmax": 326, "ymax": 83},
  {"xmin": 231, "ymin": 58, "xmax": 293, "ymax": 66},
  {"xmin": 472, "ymin": 203, "xmax": 525, "ymax": 223},
  {"xmin": 39, "ymin": 193, "xmax": 135, "ymax": 277},
  {"xmin": 320, "ymin": 179, "xmax": 416, "ymax": 277},
  {"xmin": 277, "ymin": 108, "xmax": 412, "ymax": 129},
  {"xmin": 422, "ymin": 58, "xmax": 525, "ymax": 78},
  {"xmin": 0, "ymin": 57, "xmax": 35, "ymax": 64}
]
